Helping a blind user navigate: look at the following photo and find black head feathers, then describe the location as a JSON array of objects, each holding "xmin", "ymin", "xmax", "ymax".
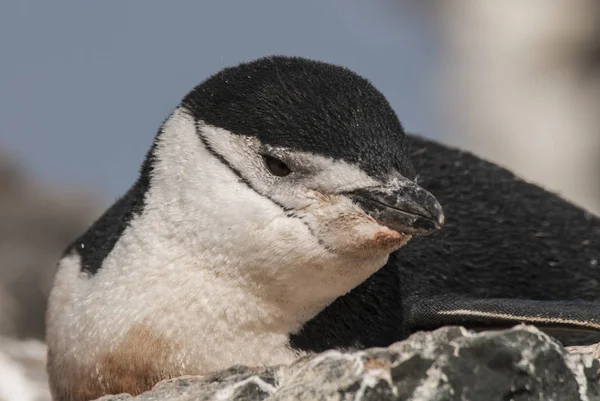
[{"xmin": 181, "ymin": 55, "xmax": 415, "ymax": 179}]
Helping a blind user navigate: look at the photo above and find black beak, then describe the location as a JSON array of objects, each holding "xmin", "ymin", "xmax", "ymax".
[{"xmin": 344, "ymin": 180, "xmax": 444, "ymax": 236}]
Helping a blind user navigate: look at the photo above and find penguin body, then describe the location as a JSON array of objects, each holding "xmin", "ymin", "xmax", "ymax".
[
  {"xmin": 46, "ymin": 56, "xmax": 443, "ymax": 401},
  {"xmin": 45, "ymin": 56, "xmax": 600, "ymax": 401}
]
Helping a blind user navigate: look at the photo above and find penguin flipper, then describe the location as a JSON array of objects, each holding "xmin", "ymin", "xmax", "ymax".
[{"xmin": 405, "ymin": 296, "xmax": 600, "ymax": 345}]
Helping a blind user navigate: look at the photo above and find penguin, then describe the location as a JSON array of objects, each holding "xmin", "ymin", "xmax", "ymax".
[{"xmin": 45, "ymin": 55, "xmax": 600, "ymax": 401}]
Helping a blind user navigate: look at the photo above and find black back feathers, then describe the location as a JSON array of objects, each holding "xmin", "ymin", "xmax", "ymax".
[
  {"xmin": 398, "ymin": 135, "xmax": 600, "ymax": 304},
  {"xmin": 291, "ymin": 134, "xmax": 600, "ymax": 351}
]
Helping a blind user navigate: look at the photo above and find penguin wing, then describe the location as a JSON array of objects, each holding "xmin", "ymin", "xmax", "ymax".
[{"xmin": 404, "ymin": 296, "xmax": 600, "ymax": 342}]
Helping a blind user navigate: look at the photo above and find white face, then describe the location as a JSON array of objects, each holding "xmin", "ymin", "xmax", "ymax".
[
  {"xmin": 197, "ymin": 117, "xmax": 412, "ymax": 259},
  {"xmin": 138, "ymin": 105, "xmax": 430, "ymax": 314}
]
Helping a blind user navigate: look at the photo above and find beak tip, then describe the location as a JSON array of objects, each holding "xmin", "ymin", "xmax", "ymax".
[
  {"xmin": 419, "ymin": 203, "xmax": 444, "ymax": 234},
  {"xmin": 421, "ymin": 214, "xmax": 444, "ymax": 235},
  {"xmin": 435, "ymin": 210, "xmax": 445, "ymax": 229}
]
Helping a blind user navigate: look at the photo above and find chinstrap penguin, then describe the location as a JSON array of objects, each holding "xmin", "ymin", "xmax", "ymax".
[
  {"xmin": 46, "ymin": 55, "xmax": 600, "ymax": 401},
  {"xmin": 46, "ymin": 55, "xmax": 443, "ymax": 400}
]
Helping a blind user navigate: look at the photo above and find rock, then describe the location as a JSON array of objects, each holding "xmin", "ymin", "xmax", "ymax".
[
  {"xmin": 568, "ymin": 344, "xmax": 600, "ymax": 361},
  {"xmin": 94, "ymin": 325, "xmax": 600, "ymax": 401},
  {"xmin": 0, "ymin": 336, "xmax": 51, "ymax": 401},
  {"xmin": 0, "ymin": 151, "xmax": 103, "ymax": 340}
]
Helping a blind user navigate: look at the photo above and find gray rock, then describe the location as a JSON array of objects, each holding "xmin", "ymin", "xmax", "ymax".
[
  {"xmin": 95, "ymin": 325, "xmax": 600, "ymax": 401},
  {"xmin": 568, "ymin": 344, "xmax": 600, "ymax": 361}
]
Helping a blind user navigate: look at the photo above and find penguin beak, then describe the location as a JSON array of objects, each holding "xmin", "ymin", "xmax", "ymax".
[{"xmin": 344, "ymin": 180, "xmax": 444, "ymax": 236}]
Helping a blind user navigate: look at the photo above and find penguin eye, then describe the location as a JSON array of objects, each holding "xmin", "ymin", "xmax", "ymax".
[{"xmin": 263, "ymin": 155, "xmax": 291, "ymax": 177}]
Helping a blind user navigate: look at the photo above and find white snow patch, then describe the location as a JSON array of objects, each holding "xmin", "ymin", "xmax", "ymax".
[{"xmin": 0, "ymin": 351, "xmax": 37, "ymax": 401}]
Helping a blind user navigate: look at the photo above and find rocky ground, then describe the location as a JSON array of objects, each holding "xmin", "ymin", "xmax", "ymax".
[
  {"xmin": 88, "ymin": 326, "xmax": 600, "ymax": 401},
  {"xmin": 3, "ymin": 324, "xmax": 600, "ymax": 401}
]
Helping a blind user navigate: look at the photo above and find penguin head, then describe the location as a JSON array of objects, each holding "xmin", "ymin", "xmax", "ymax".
[{"xmin": 139, "ymin": 56, "xmax": 443, "ymax": 292}]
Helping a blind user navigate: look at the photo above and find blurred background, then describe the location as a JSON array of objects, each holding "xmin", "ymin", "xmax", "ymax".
[{"xmin": 1, "ymin": 1, "xmax": 599, "ymax": 399}]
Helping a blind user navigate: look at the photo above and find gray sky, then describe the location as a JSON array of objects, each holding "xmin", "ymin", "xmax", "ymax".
[{"xmin": 0, "ymin": 0, "xmax": 440, "ymax": 200}]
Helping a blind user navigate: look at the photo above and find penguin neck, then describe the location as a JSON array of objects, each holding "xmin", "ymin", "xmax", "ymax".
[{"xmin": 105, "ymin": 196, "xmax": 387, "ymax": 335}]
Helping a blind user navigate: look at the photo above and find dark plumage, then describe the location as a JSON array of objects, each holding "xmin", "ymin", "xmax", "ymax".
[{"xmin": 291, "ymin": 134, "xmax": 600, "ymax": 351}]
